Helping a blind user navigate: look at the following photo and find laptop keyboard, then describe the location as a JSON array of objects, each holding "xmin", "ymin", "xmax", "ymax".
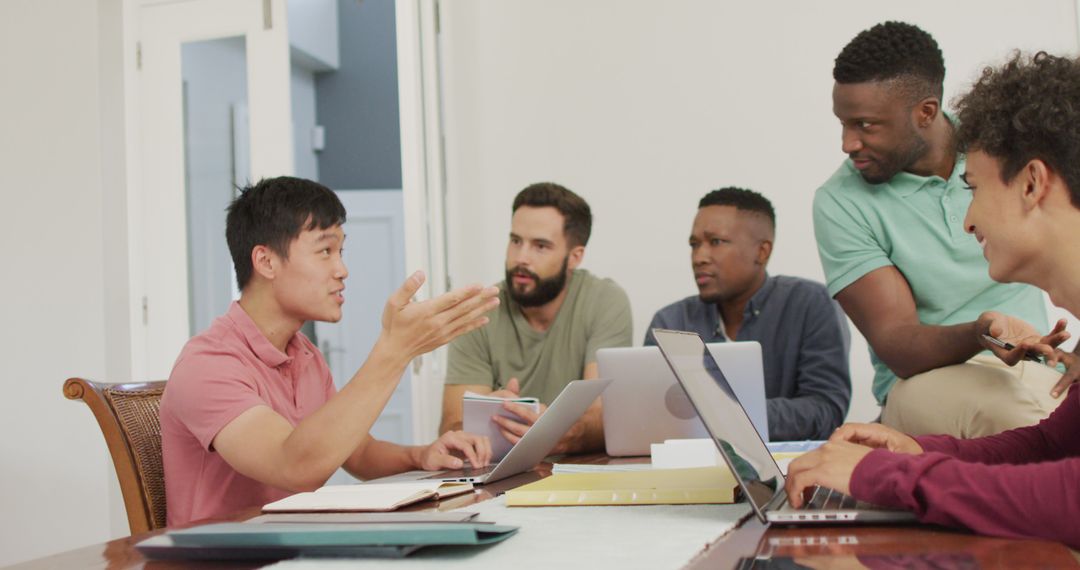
[
  {"xmin": 804, "ymin": 486, "xmax": 861, "ymax": 510},
  {"xmin": 421, "ymin": 463, "xmax": 496, "ymax": 480}
]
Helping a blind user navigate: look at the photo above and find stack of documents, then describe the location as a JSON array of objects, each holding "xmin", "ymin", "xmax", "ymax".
[
  {"xmin": 551, "ymin": 462, "xmax": 652, "ymax": 474},
  {"xmin": 136, "ymin": 521, "xmax": 519, "ymax": 560},
  {"xmin": 463, "ymin": 391, "xmax": 540, "ymax": 459},
  {"xmin": 651, "ymin": 438, "xmax": 824, "ymax": 474},
  {"xmin": 650, "ymin": 439, "xmax": 724, "ymax": 470},
  {"xmin": 505, "ymin": 466, "xmax": 737, "ymax": 506},
  {"xmin": 246, "ymin": 512, "xmax": 479, "ymax": 524},
  {"xmin": 262, "ymin": 480, "xmax": 474, "ymax": 513}
]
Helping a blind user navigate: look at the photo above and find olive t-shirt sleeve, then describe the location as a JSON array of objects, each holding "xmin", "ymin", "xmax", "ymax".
[
  {"xmin": 444, "ymin": 326, "xmax": 496, "ymax": 388},
  {"xmin": 583, "ymin": 280, "xmax": 633, "ymax": 363}
]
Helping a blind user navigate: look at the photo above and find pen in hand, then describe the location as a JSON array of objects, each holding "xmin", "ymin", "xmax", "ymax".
[{"xmin": 981, "ymin": 334, "xmax": 1045, "ymax": 363}]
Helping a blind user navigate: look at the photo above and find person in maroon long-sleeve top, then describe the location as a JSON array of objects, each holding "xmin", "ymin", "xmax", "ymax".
[{"xmin": 786, "ymin": 52, "xmax": 1080, "ymax": 548}]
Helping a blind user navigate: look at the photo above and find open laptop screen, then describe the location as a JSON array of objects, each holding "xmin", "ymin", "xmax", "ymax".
[{"xmin": 652, "ymin": 329, "xmax": 786, "ymax": 518}]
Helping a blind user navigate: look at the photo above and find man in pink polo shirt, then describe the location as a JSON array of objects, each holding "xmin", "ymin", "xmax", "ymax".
[
  {"xmin": 784, "ymin": 52, "xmax": 1080, "ymax": 547},
  {"xmin": 161, "ymin": 177, "xmax": 499, "ymax": 526}
]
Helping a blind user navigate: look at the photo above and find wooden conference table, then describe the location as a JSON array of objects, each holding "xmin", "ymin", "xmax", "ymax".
[{"xmin": 14, "ymin": 455, "xmax": 1078, "ymax": 569}]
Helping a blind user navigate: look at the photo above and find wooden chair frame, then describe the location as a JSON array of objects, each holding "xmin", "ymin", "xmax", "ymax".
[{"xmin": 63, "ymin": 377, "xmax": 168, "ymax": 534}]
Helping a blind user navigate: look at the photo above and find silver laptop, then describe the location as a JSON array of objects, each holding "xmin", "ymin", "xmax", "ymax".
[
  {"xmin": 420, "ymin": 379, "xmax": 611, "ymax": 485},
  {"xmin": 599, "ymin": 343, "xmax": 768, "ymax": 456},
  {"xmin": 652, "ymin": 329, "xmax": 916, "ymax": 524}
]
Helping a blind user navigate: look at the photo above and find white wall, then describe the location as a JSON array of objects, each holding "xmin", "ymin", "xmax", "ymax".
[
  {"xmin": 438, "ymin": 0, "xmax": 1080, "ymax": 424},
  {"xmin": 0, "ymin": 0, "xmax": 130, "ymax": 564}
]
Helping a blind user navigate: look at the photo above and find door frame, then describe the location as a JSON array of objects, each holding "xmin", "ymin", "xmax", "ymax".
[
  {"xmin": 396, "ymin": 0, "xmax": 451, "ymax": 443},
  {"xmin": 133, "ymin": 0, "xmax": 294, "ymax": 381}
]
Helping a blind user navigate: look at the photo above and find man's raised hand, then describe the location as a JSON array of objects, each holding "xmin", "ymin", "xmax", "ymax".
[{"xmin": 381, "ymin": 271, "xmax": 500, "ymax": 359}]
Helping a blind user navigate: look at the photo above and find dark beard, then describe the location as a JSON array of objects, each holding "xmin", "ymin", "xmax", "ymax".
[
  {"xmin": 505, "ymin": 256, "xmax": 570, "ymax": 308},
  {"xmin": 857, "ymin": 130, "xmax": 930, "ymax": 184}
]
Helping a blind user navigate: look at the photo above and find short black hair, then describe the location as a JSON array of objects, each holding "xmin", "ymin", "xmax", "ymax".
[
  {"xmin": 698, "ymin": 187, "xmax": 775, "ymax": 229},
  {"xmin": 834, "ymin": 21, "xmax": 945, "ymax": 101},
  {"xmin": 955, "ymin": 51, "xmax": 1080, "ymax": 208},
  {"xmin": 512, "ymin": 182, "xmax": 592, "ymax": 247},
  {"xmin": 226, "ymin": 176, "xmax": 346, "ymax": 290}
]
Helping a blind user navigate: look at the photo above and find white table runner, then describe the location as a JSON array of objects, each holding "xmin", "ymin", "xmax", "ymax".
[{"xmin": 271, "ymin": 496, "xmax": 751, "ymax": 570}]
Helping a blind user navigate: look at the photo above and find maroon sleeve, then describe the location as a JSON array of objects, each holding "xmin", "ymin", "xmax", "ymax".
[
  {"xmin": 914, "ymin": 385, "xmax": 1080, "ymax": 464},
  {"xmin": 850, "ymin": 449, "xmax": 1080, "ymax": 548}
]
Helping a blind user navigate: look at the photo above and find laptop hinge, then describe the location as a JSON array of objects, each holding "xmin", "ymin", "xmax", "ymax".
[{"xmin": 764, "ymin": 489, "xmax": 789, "ymax": 512}]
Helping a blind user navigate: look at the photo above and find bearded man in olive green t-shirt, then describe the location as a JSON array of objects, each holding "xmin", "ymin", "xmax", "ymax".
[{"xmin": 439, "ymin": 182, "xmax": 632, "ymax": 454}]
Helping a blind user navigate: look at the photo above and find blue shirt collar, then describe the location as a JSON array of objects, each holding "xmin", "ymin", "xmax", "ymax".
[{"xmin": 710, "ymin": 273, "xmax": 774, "ymax": 338}]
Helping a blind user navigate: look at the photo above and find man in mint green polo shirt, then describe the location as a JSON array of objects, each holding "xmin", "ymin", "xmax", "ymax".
[{"xmin": 813, "ymin": 21, "xmax": 1068, "ymax": 438}]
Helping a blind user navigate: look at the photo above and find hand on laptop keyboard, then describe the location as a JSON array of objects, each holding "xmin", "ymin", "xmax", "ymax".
[
  {"xmin": 805, "ymin": 486, "xmax": 858, "ymax": 510},
  {"xmin": 417, "ymin": 430, "xmax": 493, "ymax": 471},
  {"xmin": 783, "ymin": 440, "xmax": 873, "ymax": 508},
  {"xmin": 829, "ymin": 423, "xmax": 923, "ymax": 455}
]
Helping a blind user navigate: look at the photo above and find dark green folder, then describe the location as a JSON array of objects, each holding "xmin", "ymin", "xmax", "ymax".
[
  {"xmin": 171, "ymin": 522, "xmax": 518, "ymax": 547},
  {"xmin": 137, "ymin": 522, "xmax": 518, "ymax": 560}
]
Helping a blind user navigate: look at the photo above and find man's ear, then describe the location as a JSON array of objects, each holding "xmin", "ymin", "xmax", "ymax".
[
  {"xmin": 250, "ymin": 245, "xmax": 278, "ymax": 281},
  {"xmin": 1021, "ymin": 159, "xmax": 1053, "ymax": 212},
  {"xmin": 756, "ymin": 239, "xmax": 773, "ymax": 266},
  {"xmin": 567, "ymin": 244, "xmax": 586, "ymax": 270},
  {"xmin": 913, "ymin": 97, "xmax": 940, "ymax": 129}
]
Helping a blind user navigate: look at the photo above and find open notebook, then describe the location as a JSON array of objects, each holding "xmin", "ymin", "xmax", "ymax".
[{"xmin": 263, "ymin": 481, "xmax": 474, "ymax": 513}]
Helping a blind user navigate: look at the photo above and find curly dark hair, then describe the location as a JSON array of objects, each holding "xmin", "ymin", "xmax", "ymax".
[
  {"xmin": 699, "ymin": 187, "xmax": 775, "ymax": 229},
  {"xmin": 955, "ymin": 52, "xmax": 1080, "ymax": 207},
  {"xmin": 834, "ymin": 21, "xmax": 945, "ymax": 101},
  {"xmin": 512, "ymin": 182, "xmax": 592, "ymax": 247}
]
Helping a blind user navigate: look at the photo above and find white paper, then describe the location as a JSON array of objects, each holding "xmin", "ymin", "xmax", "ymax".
[
  {"xmin": 650, "ymin": 438, "xmax": 724, "ymax": 470},
  {"xmin": 650, "ymin": 438, "xmax": 825, "ymax": 474},
  {"xmin": 550, "ymin": 462, "xmax": 653, "ymax": 474},
  {"xmin": 262, "ymin": 481, "xmax": 471, "ymax": 512}
]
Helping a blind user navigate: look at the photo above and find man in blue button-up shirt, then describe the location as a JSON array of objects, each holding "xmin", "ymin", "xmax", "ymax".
[{"xmin": 645, "ymin": 188, "xmax": 852, "ymax": 441}]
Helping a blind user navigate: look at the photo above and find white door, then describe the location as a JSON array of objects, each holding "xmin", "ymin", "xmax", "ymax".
[
  {"xmin": 315, "ymin": 190, "xmax": 413, "ymax": 448},
  {"xmin": 137, "ymin": 0, "xmax": 293, "ymax": 379}
]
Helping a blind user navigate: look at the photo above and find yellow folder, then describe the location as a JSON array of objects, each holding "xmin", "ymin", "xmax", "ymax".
[{"xmin": 505, "ymin": 467, "xmax": 737, "ymax": 507}]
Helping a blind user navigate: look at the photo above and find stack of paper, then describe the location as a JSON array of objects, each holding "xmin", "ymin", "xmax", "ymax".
[
  {"xmin": 262, "ymin": 480, "xmax": 474, "ymax": 513},
  {"xmin": 650, "ymin": 438, "xmax": 824, "ymax": 474},
  {"xmin": 246, "ymin": 512, "xmax": 479, "ymax": 524},
  {"xmin": 505, "ymin": 466, "xmax": 737, "ymax": 506},
  {"xmin": 551, "ymin": 463, "xmax": 653, "ymax": 474},
  {"xmin": 650, "ymin": 438, "xmax": 723, "ymax": 470},
  {"xmin": 463, "ymin": 391, "xmax": 540, "ymax": 459}
]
